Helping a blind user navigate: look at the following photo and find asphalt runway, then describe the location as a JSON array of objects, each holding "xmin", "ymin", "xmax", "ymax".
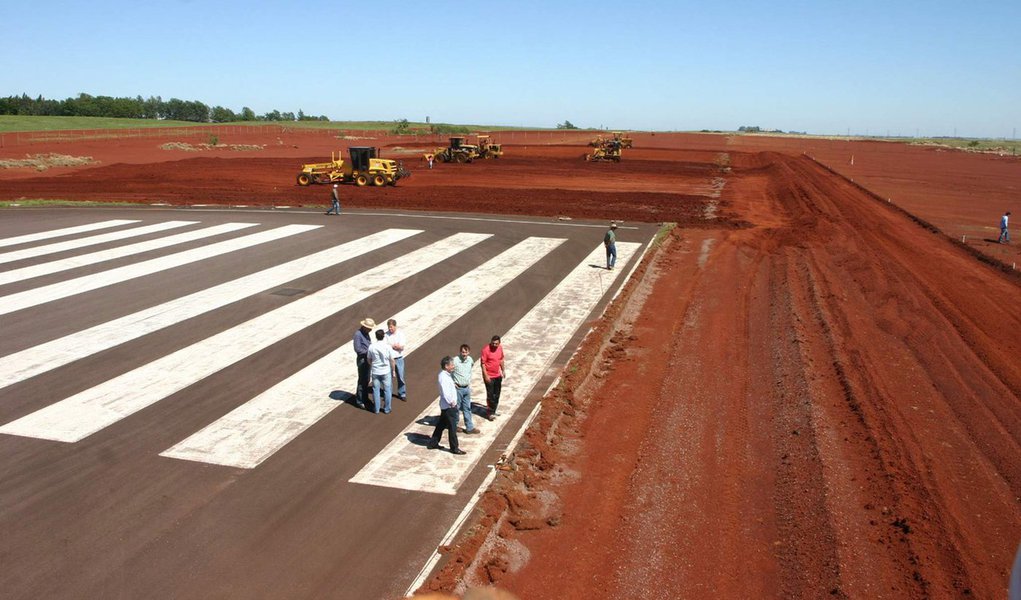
[{"xmin": 0, "ymin": 207, "xmax": 655, "ymax": 599}]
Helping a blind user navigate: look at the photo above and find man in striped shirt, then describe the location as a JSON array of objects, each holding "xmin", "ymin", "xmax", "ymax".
[{"xmin": 453, "ymin": 344, "xmax": 480, "ymax": 434}]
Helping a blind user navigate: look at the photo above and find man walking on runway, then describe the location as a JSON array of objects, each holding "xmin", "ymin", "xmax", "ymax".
[{"xmin": 428, "ymin": 356, "xmax": 466, "ymax": 455}]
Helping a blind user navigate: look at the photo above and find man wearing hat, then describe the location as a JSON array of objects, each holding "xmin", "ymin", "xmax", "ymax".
[
  {"xmin": 353, "ymin": 318, "xmax": 375, "ymax": 409},
  {"xmin": 326, "ymin": 184, "xmax": 341, "ymax": 215},
  {"xmin": 604, "ymin": 222, "xmax": 618, "ymax": 270}
]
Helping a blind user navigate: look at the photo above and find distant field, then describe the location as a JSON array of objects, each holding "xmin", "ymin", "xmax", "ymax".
[{"xmin": 0, "ymin": 116, "xmax": 544, "ymax": 134}]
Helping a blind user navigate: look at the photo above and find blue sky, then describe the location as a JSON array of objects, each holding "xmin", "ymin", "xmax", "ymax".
[{"xmin": 2, "ymin": 0, "xmax": 1018, "ymax": 137}]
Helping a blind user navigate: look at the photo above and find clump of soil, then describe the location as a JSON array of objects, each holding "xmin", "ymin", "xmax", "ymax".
[
  {"xmin": 159, "ymin": 142, "xmax": 265, "ymax": 152},
  {"xmin": 0, "ymin": 153, "xmax": 97, "ymax": 171}
]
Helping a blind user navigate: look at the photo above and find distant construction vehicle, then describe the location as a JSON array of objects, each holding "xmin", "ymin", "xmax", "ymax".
[
  {"xmin": 590, "ymin": 132, "xmax": 633, "ymax": 149},
  {"xmin": 296, "ymin": 147, "xmax": 410, "ymax": 187},
  {"xmin": 585, "ymin": 139, "xmax": 622, "ymax": 162},
  {"xmin": 430, "ymin": 137, "xmax": 478, "ymax": 164},
  {"xmin": 472, "ymin": 135, "xmax": 503, "ymax": 159},
  {"xmin": 612, "ymin": 131, "xmax": 634, "ymax": 149}
]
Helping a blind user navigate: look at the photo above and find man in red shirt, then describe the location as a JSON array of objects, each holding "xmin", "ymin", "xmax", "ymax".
[{"xmin": 480, "ymin": 335, "xmax": 506, "ymax": 421}]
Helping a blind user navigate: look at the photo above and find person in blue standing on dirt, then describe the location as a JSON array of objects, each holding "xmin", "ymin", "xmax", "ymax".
[
  {"xmin": 604, "ymin": 221, "xmax": 618, "ymax": 270},
  {"xmin": 999, "ymin": 211, "xmax": 1011, "ymax": 244}
]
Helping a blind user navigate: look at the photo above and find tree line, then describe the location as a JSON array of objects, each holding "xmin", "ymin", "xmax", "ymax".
[{"xmin": 0, "ymin": 93, "xmax": 330, "ymax": 123}]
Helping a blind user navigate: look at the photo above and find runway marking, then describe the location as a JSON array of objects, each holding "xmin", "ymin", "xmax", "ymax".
[
  {"xmin": 0, "ymin": 233, "xmax": 489, "ymax": 443},
  {"xmin": 0, "ymin": 219, "xmax": 140, "ymax": 249},
  {"xmin": 0, "ymin": 220, "xmax": 197, "ymax": 266},
  {"xmin": 0, "ymin": 229, "xmax": 422, "ymax": 390},
  {"xmin": 161, "ymin": 236, "xmax": 566, "ymax": 468},
  {"xmin": 0, "ymin": 224, "xmax": 318, "ymax": 317},
  {"xmin": 0, "ymin": 222, "xmax": 252, "ymax": 286},
  {"xmin": 350, "ymin": 241, "xmax": 641, "ymax": 495}
]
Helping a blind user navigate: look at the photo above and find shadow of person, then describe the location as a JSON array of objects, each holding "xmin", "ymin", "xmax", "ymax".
[
  {"xmin": 589, "ymin": 263, "xmax": 607, "ymax": 269},
  {"xmin": 329, "ymin": 390, "xmax": 367, "ymax": 409},
  {"xmin": 405, "ymin": 432, "xmax": 434, "ymax": 447}
]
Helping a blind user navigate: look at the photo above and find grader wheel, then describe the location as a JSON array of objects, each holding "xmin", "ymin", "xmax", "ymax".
[
  {"xmin": 454, "ymin": 153, "xmax": 468, "ymax": 164},
  {"xmin": 355, "ymin": 174, "xmax": 369, "ymax": 187},
  {"xmin": 296, "ymin": 173, "xmax": 312, "ymax": 186},
  {"xmin": 372, "ymin": 174, "xmax": 386, "ymax": 187}
]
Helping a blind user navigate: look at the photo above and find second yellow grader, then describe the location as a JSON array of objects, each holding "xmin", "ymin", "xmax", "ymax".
[{"xmin": 296, "ymin": 147, "xmax": 410, "ymax": 187}]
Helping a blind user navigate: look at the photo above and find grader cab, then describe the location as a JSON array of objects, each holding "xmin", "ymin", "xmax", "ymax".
[
  {"xmin": 296, "ymin": 147, "xmax": 410, "ymax": 187},
  {"xmin": 612, "ymin": 131, "xmax": 634, "ymax": 149}
]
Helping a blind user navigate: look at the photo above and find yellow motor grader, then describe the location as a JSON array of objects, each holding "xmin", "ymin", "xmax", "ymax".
[
  {"xmin": 296, "ymin": 147, "xmax": 410, "ymax": 187},
  {"xmin": 585, "ymin": 139, "xmax": 622, "ymax": 162},
  {"xmin": 473, "ymin": 135, "xmax": 503, "ymax": 159},
  {"xmin": 428, "ymin": 137, "xmax": 479, "ymax": 164}
]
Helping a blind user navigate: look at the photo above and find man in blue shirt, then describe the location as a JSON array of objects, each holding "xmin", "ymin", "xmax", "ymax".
[{"xmin": 428, "ymin": 356, "xmax": 466, "ymax": 455}]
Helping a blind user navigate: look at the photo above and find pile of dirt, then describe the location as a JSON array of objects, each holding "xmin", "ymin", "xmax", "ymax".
[{"xmin": 0, "ymin": 153, "xmax": 97, "ymax": 171}]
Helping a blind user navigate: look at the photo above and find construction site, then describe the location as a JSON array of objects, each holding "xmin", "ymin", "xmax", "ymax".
[{"xmin": 1, "ymin": 125, "xmax": 1020, "ymax": 599}]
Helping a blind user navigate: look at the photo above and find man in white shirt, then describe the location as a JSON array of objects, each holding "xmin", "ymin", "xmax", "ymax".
[
  {"xmin": 999, "ymin": 211, "xmax": 1011, "ymax": 244},
  {"xmin": 367, "ymin": 329, "xmax": 395, "ymax": 414},
  {"xmin": 386, "ymin": 319, "xmax": 407, "ymax": 401},
  {"xmin": 428, "ymin": 356, "xmax": 466, "ymax": 455}
]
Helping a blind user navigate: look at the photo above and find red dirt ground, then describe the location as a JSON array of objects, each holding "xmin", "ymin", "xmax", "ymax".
[{"xmin": 2, "ymin": 129, "xmax": 1019, "ymax": 599}]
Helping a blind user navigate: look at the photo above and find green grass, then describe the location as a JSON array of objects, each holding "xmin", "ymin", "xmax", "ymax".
[
  {"xmin": 909, "ymin": 137, "xmax": 1019, "ymax": 154},
  {"xmin": 0, "ymin": 116, "xmax": 213, "ymax": 132},
  {"xmin": 0, "ymin": 115, "xmax": 549, "ymax": 134}
]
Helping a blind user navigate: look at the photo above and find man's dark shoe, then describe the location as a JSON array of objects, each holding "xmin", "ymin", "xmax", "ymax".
[
  {"xmin": 427, "ymin": 443, "xmax": 440, "ymax": 450},
  {"xmin": 451, "ymin": 449, "xmax": 467, "ymax": 455}
]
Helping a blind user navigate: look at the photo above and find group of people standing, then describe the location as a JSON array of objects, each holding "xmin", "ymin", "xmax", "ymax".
[
  {"xmin": 353, "ymin": 318, "xmax": 406, "ymax": 414},
  {"xmin": 351, "ymin": 318, "xmax": 506, "ymax": 455}
]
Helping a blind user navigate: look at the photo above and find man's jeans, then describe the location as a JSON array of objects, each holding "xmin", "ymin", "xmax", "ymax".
[
  {"xmin": 1000, "ymin": 228, "xmax": 1011, "ymax": 243},
  {"xmin": 371, "ymin": 372, "xmax": 392, "ymax": 414},
  {"xmin": 606, "ymin": 243, "xmax": 617, "ymax": 269},
  {"xmin": 394, "ymin": 357, "xmax": 406, "ymax": 398},
  {"xmin": 456, "ymin": 386, "xmax": 474, "ymax": 431}
]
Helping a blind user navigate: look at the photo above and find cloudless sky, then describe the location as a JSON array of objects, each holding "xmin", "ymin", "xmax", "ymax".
[{"xmin": 2, "ymin": 0, "xmax": 1018, "ymax": 137}]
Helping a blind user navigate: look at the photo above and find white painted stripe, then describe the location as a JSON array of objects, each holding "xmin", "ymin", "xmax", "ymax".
[
  {"xmin": 350, "ymin": 241, "xmax": 641, "ymax": 495},
  {"xmin": 0, "ymin": 220, "xmax": 140, "ymax": 249},
  {"xmin": 0, "ymin": 224, "xmax": 318, "ymax": 316},
  {"xmin": 0, "ymin": 222, "xmax": 249, "ymax": 286},
  {"xmin": 0, "ymin": 233, "xmax": 489, "ymax": 443},
  {"xmin": 161, "ymin": 236, "xmax": 566, "ymax": 468},
  {"xmin": 0, "ymin": 229, "xmax": 423, "ymax": 390},
  {"xmin": 0, "ymin": 221, "xmax": 197, "ymax": 266}
]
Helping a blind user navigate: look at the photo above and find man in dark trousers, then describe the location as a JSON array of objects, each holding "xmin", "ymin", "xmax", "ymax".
[
  {"xmin": 480, "ymin": 335, "xmax": 505, "ymax": 421},
  {"xmin": 604, "ymin": 221, "xmax": 618, "ymax": 270},
  {"xmin": 353, "ymin": 318, "xmax": 374, "ymax": 409},
  {"xmin": 428, "ymin": 356, "xmax": 466, "ymax": 455},
  {"xmin": 326, "ymin": 184, "xmax": 341, "ymax": 215}
]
